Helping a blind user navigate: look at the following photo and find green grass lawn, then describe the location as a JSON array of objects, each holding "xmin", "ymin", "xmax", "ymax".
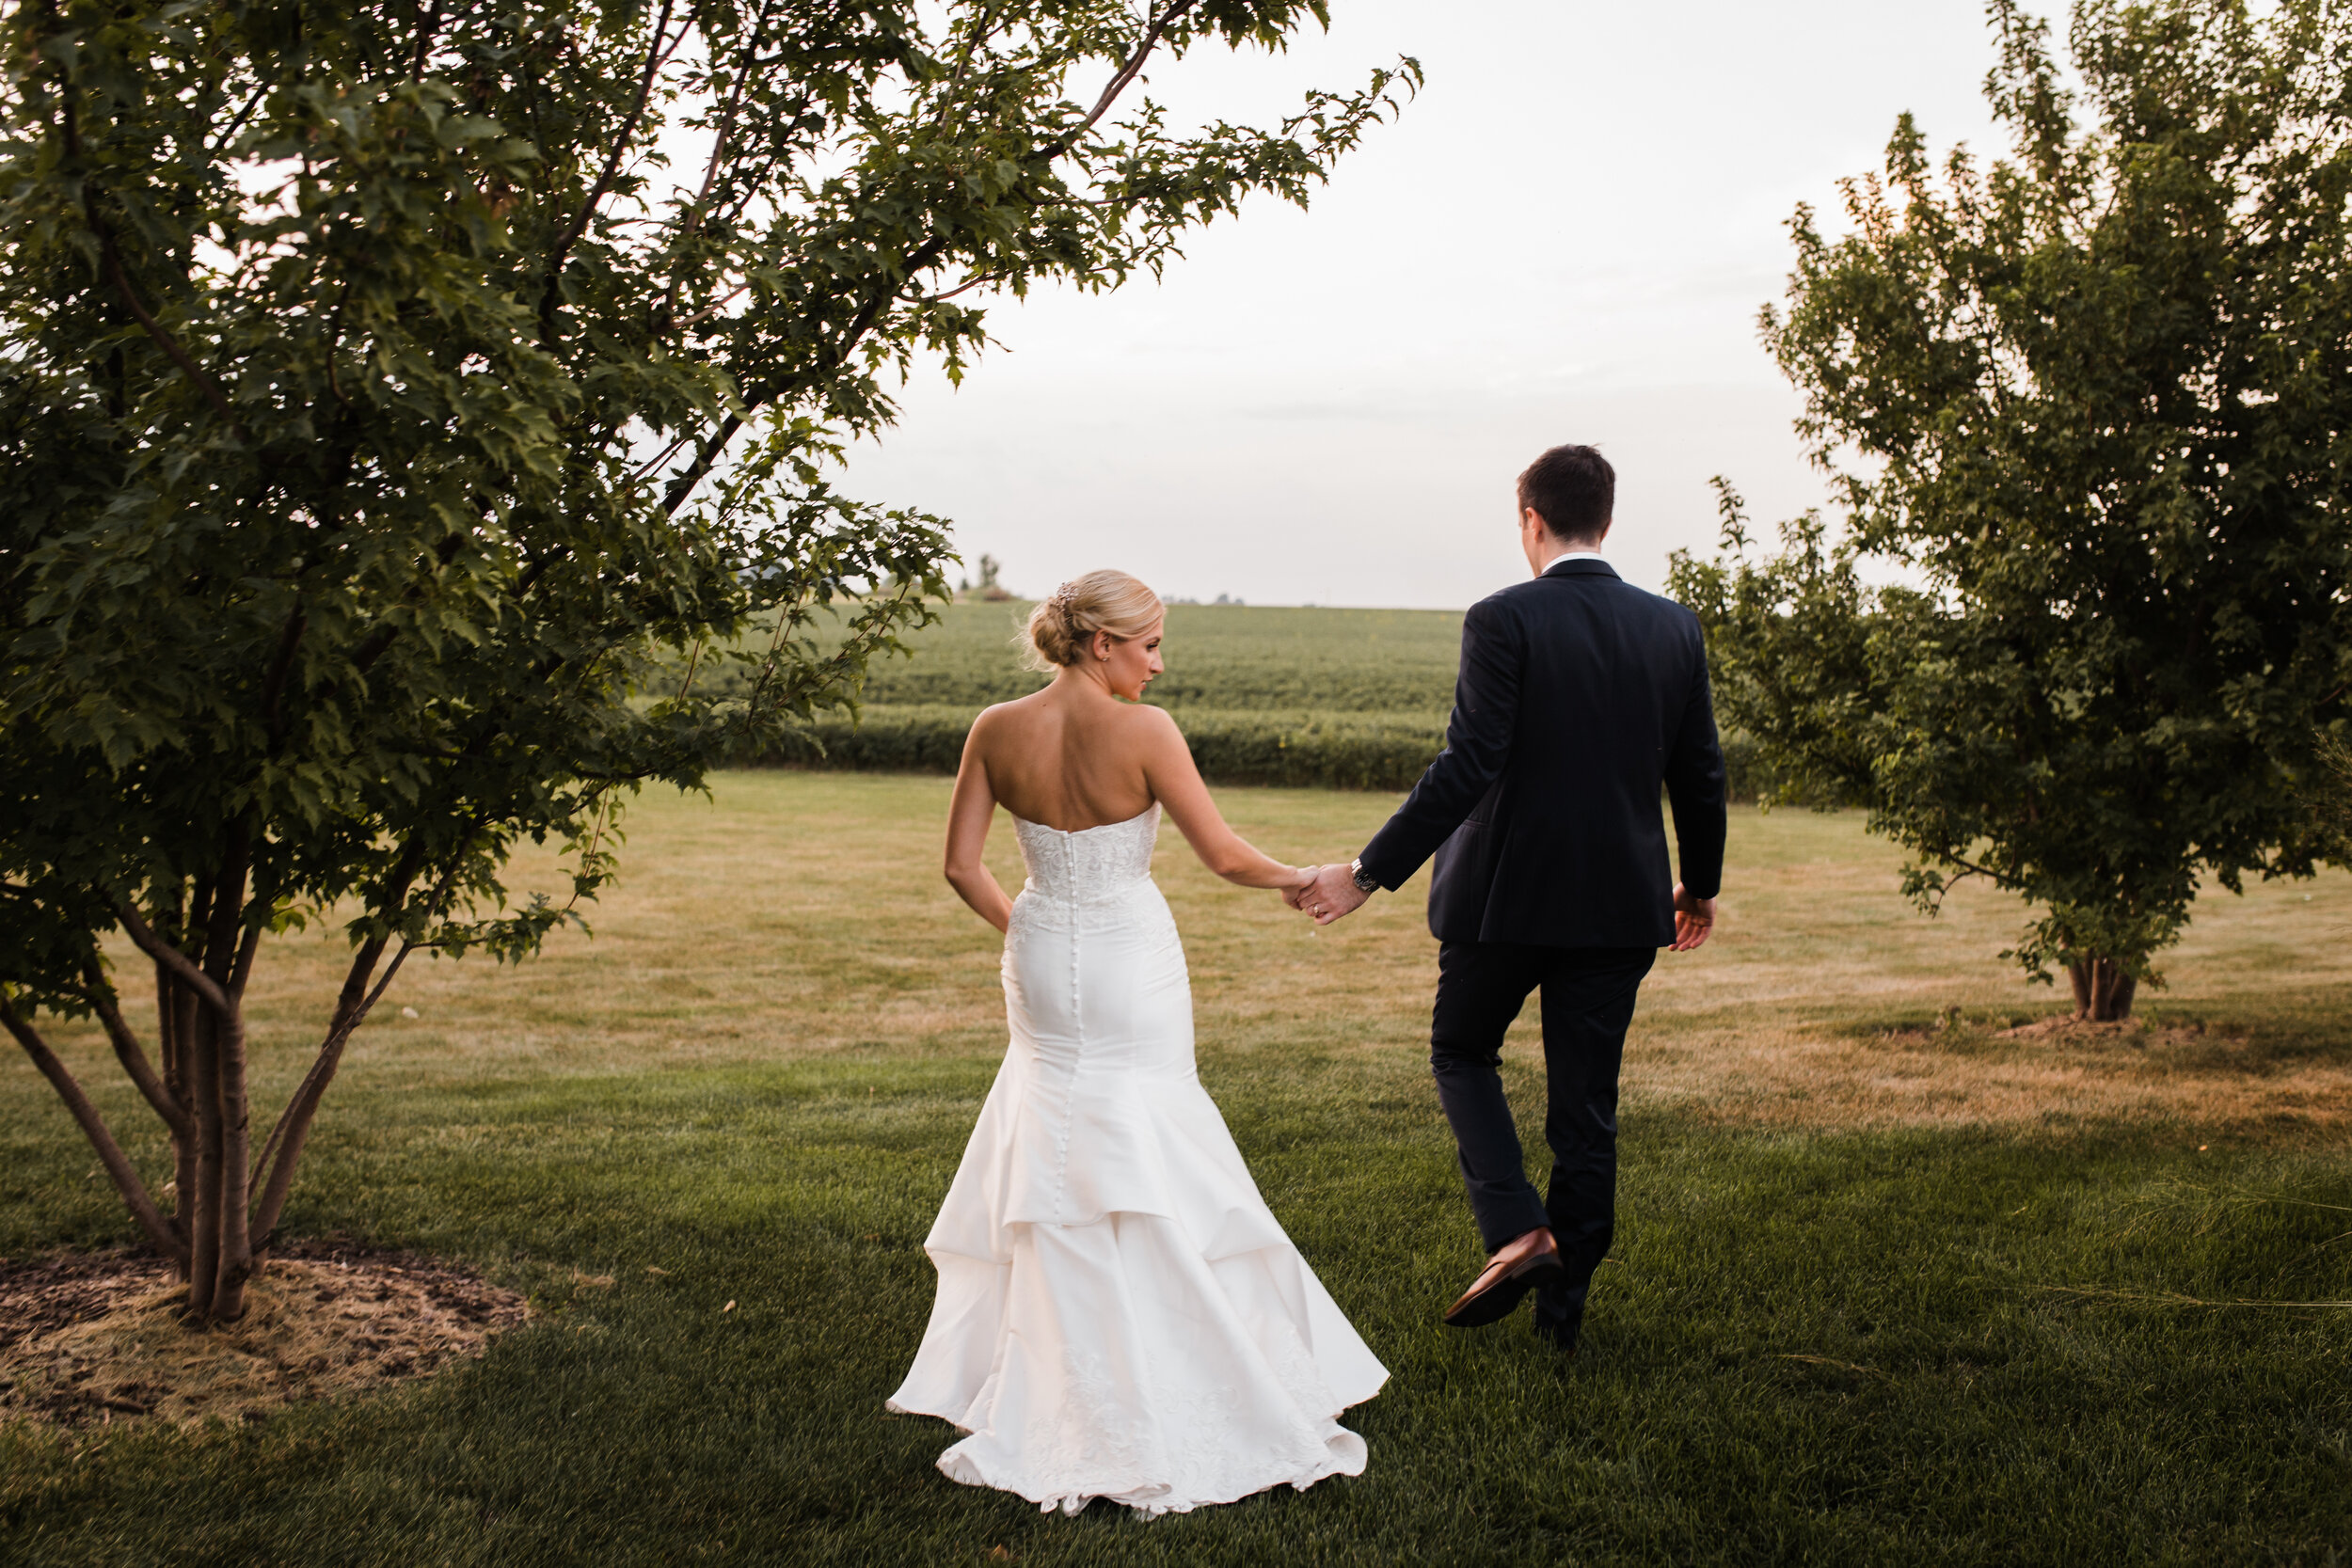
[{"xmin": 4, "ymin": 773, "xmax": 2350, "ymax": 1565}]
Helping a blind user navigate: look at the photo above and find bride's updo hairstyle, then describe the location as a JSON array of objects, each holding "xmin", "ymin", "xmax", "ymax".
[{"xmin": 1020, "ymin": 569, "xmax": 1164, "ymax": 673}]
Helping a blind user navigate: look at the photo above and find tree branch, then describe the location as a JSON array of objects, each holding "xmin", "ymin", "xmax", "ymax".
[
  {"xmin": 1, "ymin": 998, "xmax": 188, "ymax": 1262},
  {"xmin": 203, "ymin": 79, "xmax": 270, "ymax": 160},
  {"xmin": 116, "ymin": 902, "xmax": 231, "ymax": 1016},
  {"xmin": 926, "ymin": 269, "xmax": 1009, "ymax": 304},
  {"xmin": 81, "ymin": 962, "xmax": 192, "ymax": 1142},
  {"xmin": 931, "ymin": 3, "xmax": 998, "ymax": 131},
  {"xmin": 411, "ymin": 0, "xmax": 442, "ymax": 81},
  {"xmin": 56, "ymin": 90, "xmax": 246, "ymax": 437},
  {"xmin": 628, "ymin": 428, "xmax": 696, "ymax": 484},
  {"xmin": 516, "ymin": 544, "xmax": 571, "ymax": 597},
  {"xmin": 660, "ymin": 412, "xmax": 743, "ymax": 516},
  {"xmin": 1045, "ymin": 0, "xmax": 1199, "ymax": 161},
  {"xmin": 250, "ymin": 939, "xmax": 417, "ymax": 1244},
  {"xmin": 343, "ymin": 530, "xmax": 477, "ymax": 676},
  {"xmin": 101, "ymin": 236, "xmax": 246, "ymax": 439},
  {"xmin": 261, "ymin": 601, "xmax": 308, "ymax": 750},
  {"xmin": 227, "ymin": 912, "xmax": 264, "ymax": 1005},
  {"xmin": 537, "ymin": 0, "xmax": 681, "ymax": 342},
  {"xmin": 202, "ymin": 824, "xmax": 251, "ymax": 991},
  {"xmin": 660, "ymin": 8, "xmax": 1187, "ymax": 516},
  {"xmin": 664, "ymin": 0, "xmax": 772, "ymax": 274},
  {"xmin": 668, "ymin": 281, "xmax": 752, "ymax": 335},
  {"xmin": 248, "ymin": 815, "xmax": 440, "ymax": 1198},
  {"xmin": 251, "ymin": 812, "xmax": 479, "ymax": 1245},
  {"xmin": 660, "ymin": 225, "xmax": 946, "ymax": 517}
]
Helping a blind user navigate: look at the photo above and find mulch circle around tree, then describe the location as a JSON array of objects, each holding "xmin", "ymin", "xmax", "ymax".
[{"xmin": 0, "ymin": 1237, "xmax": 530, "ymax": 1430}]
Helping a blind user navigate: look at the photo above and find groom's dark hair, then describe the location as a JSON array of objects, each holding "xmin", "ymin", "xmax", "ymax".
[{"xmin": 1518, "ymin": 445, "xmax": 1614, "ymax": 544}]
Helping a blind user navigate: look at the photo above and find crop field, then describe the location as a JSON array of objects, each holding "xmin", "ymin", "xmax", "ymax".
[
  {"xmin": 723, "ymin": 600, "xmax": 1472, "ymax": 787},
  {"xmin": 728, "ymin": 598, "xmax": 1708, "ymax": 790},
  {"xmin": 739, "ymin": 599, "xmax": 1783, "ymax": 794},
  {"xmin": 850, "ymin": 600, "xmax": 1466, "ymax": 714}
]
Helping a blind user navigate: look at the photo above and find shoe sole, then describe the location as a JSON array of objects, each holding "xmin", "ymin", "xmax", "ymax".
[{"xmin": 1443, "ymin": 1257, "xmax": 1566, "ymax": 1329}]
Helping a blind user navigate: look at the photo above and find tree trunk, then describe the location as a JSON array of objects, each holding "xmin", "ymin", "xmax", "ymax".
[
  {"xmin": 185, "ymin": 1000, "xmax": 225, "ymax": 1319},
  {"xmin": 157, "ymin": 965, "xmax": 198, "ymax": 1279},
  {"xmin": 211, "ymin": 1003, "xmax": 255, "ymax": 1322},
  {"xmin": 116, "ymin": 953, "xmax": 258, "ymax": 1321},
  {"xmin": 26, "ymin": 863, "xmax": 410, "ymax": 1324},
  {"xmin": 192, "ymin": 842, "xmax": 257, "ymax": 1322},
  {"xmin": 149, "ymin": 960, "xmax": 260, "ymax": 1321},
  {"xmin": 2066, "ymin": 956, "xmax": 2137, "ymax": 1022}
]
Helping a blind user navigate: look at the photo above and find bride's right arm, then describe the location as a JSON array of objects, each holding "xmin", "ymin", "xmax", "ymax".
[
  {"xmin": 1138, "ymin": 709, "xmax": 1313, "ymax": 895},
  {"xmin": 945, "ymin": 716, "xmax": 1015, "ymax": 933}
]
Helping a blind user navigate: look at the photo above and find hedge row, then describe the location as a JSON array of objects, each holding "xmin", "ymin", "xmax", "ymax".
[{"xmin": 739, "ymin": 704, "xmax": 1784, "ymax": 800}]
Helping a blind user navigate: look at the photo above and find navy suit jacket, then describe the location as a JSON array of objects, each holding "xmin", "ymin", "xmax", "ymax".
[{"xmin": 1356, "ymin": 558, "xmax": 1726, "ymax": 949}]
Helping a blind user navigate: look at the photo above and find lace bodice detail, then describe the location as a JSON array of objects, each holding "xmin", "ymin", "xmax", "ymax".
[{"xmin": 1012, "ymin": 806, "xmax": 1160, "ymax": 905}]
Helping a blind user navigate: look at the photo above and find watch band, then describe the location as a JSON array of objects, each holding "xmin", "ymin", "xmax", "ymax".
[{"xmin": 1349, "ymin": 857, "xmax": 1380, "ymax": 894}]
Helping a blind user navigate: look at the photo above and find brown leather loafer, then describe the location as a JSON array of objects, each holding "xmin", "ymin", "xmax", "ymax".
[{"xmin": 1443, "ymin": 1231, "xmax": 1566, "ymax": 1329}]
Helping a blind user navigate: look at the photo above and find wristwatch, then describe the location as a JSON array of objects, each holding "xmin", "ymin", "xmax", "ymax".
[{"xmin": 1349, "ymin": 857, "xmax": 1380, "ymax": 894}]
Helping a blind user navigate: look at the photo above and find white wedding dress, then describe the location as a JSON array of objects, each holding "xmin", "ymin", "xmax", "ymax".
[{"xmin": 887, "ymin": 805, "xmax": 1388, "ymax": 1516}]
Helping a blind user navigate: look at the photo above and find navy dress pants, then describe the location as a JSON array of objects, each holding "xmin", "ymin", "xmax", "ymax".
[{"xmin": 1429, "ymin": 941, "xmax": 1656, "ymax": 1328}]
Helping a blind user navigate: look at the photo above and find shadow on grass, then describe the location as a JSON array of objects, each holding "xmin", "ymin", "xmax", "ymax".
[{"xmin": 1911, "ymin": 1009, "xmax": 2352, "ymax": 1076}]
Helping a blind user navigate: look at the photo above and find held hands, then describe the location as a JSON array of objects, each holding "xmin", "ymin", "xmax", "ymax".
[
  {"xmin": 1283, "ymin": 862, "xmax": 1371, "ymax": 927},
  {"xmin": 1277, "ymin": 864, "xmax": 1716, "ymax": 944},
  {"xmin": 1671, "ymin": 881, "xmax": 1716, "ymax": 952}
]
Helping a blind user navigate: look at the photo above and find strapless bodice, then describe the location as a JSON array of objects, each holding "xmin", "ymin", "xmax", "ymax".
[{"xmin": 1011, "ymin": 806, "xmax": 1160, "ymax": 904}]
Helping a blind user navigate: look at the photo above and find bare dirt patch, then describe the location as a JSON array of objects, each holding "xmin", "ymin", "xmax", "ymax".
[
  {"xmin": 0, "ymin": 1240, "xmax": 529, "ymax": 1430},
  {"xmin": 1994, "ymin": 1016, "xmax": 2231, "ymax": 1049},
  {"xmin": 1628, "ymin": 1011, "xmax": 2352, "ymax": 1133}
]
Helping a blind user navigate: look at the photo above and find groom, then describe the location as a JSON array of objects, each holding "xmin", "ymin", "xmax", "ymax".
[{"xmin": 1293, "ymin": 443, "xmax": 1725, "ymax": 1355}]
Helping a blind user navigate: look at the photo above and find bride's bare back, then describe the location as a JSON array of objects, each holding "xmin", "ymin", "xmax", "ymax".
[
  {"xmin": 942, "ymin": 611, "xmax": 1309, "ymax": 932},
  {"xmin": 972, "ymin": 685, "xmax": 1164, "ymax": 832}
]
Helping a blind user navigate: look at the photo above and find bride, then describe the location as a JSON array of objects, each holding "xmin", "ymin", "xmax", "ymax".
[{"xmin": 886, "ymin": 569, "xmax": 1388, "ymax": 1516}]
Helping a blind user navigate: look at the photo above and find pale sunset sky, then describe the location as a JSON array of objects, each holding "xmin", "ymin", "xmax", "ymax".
[{"xmin": 837, "ymin": 0, "xmax": 2060, "ymax": 608}]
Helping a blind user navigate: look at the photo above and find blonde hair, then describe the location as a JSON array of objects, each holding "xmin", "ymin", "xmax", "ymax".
[{"xmin": 1020, "ymin": 569, "xmax": 1164, "ymax": 672}]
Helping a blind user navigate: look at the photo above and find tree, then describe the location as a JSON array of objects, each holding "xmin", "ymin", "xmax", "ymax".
[
  {"xmin": 1668, "ymin": 0, "xmax": 2352, "ymax": 1022},
  {"xmin": 975, "ymin": 552, "xmax": 1009, "ymax": 600},
  {"xmin": 2319, "ymin": 735, "xmax": 2352, "ymax": 848},
  {"xmin": 0, "ymin": 0, "xmax": 1413, "ymax": 1321}
]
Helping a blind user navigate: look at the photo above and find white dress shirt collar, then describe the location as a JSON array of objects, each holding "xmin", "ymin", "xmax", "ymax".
[{"xmin": 1540, "ymin": 546, "xmax": 1608, "ymax": 575}]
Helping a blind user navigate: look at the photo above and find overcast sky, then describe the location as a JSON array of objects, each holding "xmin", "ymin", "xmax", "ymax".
[{"xmin": 836, "ymin": 0, "xmax": 2052, "ymax": 609}]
